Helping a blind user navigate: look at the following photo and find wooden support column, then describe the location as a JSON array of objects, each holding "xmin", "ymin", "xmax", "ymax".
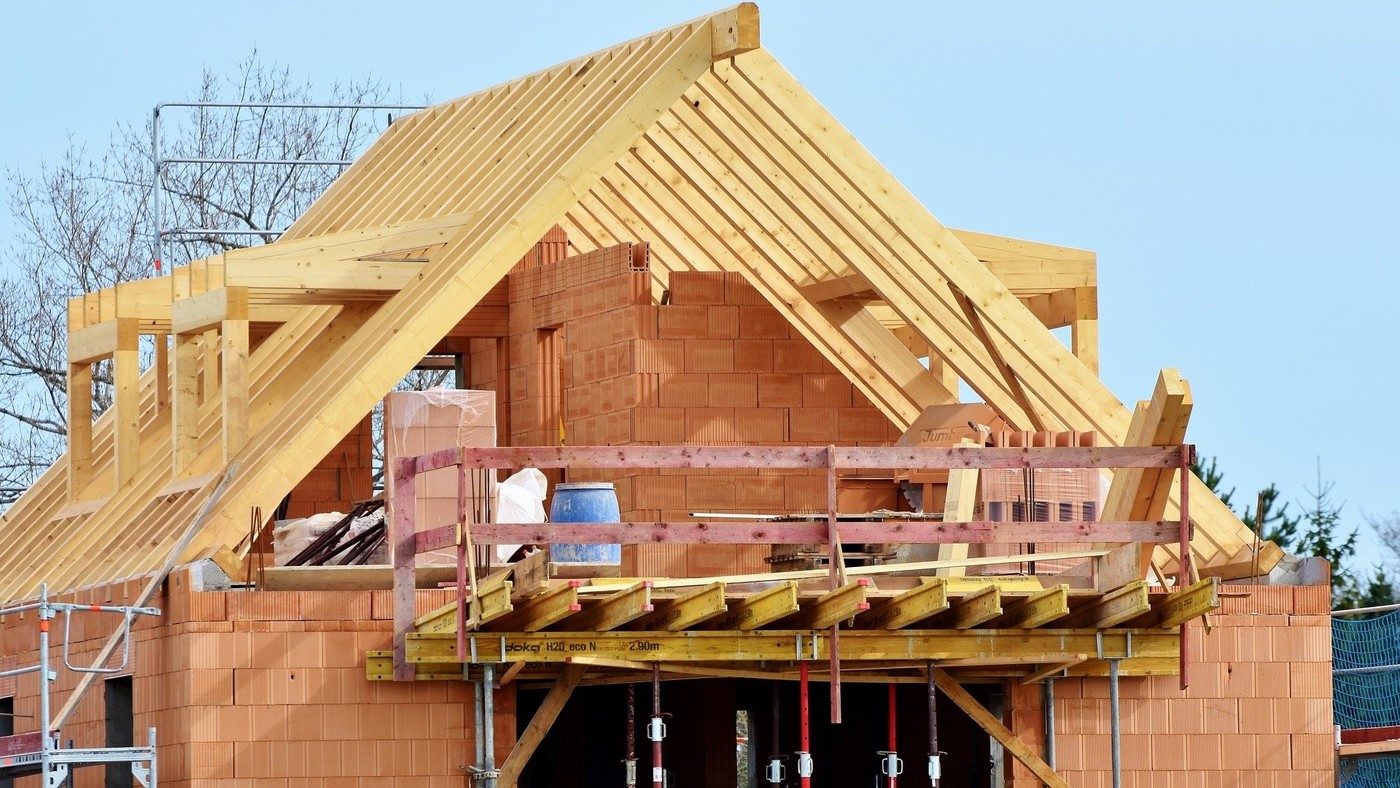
[
  {"xmin": 1071, "ymin": 287, "xmax": 1099, "ymax": 375},
  {"xmin": 153, "ymin": 333, "xmax": 169, "ymax": 411},
  {"xmin": 112, "ymin": 318, "xmax": 141, "ymax": 487},
  {"xmin": 498, "ymin": 663, "xmax": 588, "ymax": 788},
  {"xmin": 172, "ymin": 333, "xmax": 201, "ymax": 475},
  {"xmin": 936, "ymin": 438, "xmax": 980, "ymax": 577},
  {"xmin": 221, "ymin": 292, "xmax": 251, "ymax": 462},
  {"xmin": 66, "ymin": 362, "xmax": 93, "ymax": 499},
  {"xmin": 930, "ymin": 668, "xmax": 1070, "ymax": 788}
]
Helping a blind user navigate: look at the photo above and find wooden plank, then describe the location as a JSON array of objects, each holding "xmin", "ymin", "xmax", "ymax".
[
  {"xmin": 497, "ymin": 663, "xmax": 587, "ymax": 788},
  {"xmin": 465, "ymin": 520, "xmax": 1179, "ymax": 545},
  {"xmin": 66, "ymin": 320, "xmax": 125, "ymax": 364},
  {"xmin": 933, "ymin": 585, "xmax": 1001, "ymax": 629},
  {"xmin": 557, "ymin": 582, "xmax": 653, "ymax": 631},
  {"xmin": 985, "ymin": 585, "xmax": 1070, "ymax": 629},
  {"xmin": 931, "ymin": 668, "xmax": 1071, "ymax": 788},
  {"xmin": 702, "ymin": 581, "xmax": 799, "ymax": 630},
  {"xmin": 449, "ymin": 445, "xmax": 1182, "ymax": 471},
  {"xmin": 632, "ymin": 582, "xmax": 728, "ymax": 631},
  {"xmin": 1060, "ymin": 581, "xmax": 1151, "ymax": 629},
  {"xmin": 857, "ymin": 579, "xmax": 949, "ymax": 629}
]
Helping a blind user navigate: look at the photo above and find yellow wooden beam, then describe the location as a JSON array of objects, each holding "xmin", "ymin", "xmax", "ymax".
[
  {"xmin": 491, "ymin": 583, "xmax": 581, "ymax": 632},
  {"xmin": 932, "ymin": 585, "xmax": 1002, "ymax": 629},
  {"xmin": 222, "ymin": 316, "xmax": 249, "ymax": 463},
  {"xmin": 985, "ymin": 585, "xmax": 1071, "ymax": 630},
  {"xmin": 1103, "ymin": 369, "xmax": 1191, "ymax": 522},
  {"xmin": 1127, "ymin": 577, "xmax": 1220, "ymax": 629},
  {"xmin": 703, "ymin": 581, "xmax": 799, "ymax": 630},
  {"xmin": 936, "ymin": 439, "xmax": 979, "ymax": 576},
  {"xmin": 931, "ymin": 668, "xmax": 1070, "ymax": 788},
  {"xmin": 113, "ymin": 344, "xmax": 140, "ymax": 487},
  {"xmin": 780, "ymin": 581, "xmax": 870, "ymax": 630},
  {"xmin": 1060, "ymin": 580, "xmax": 1151, "ymax": 629},
  {"xmin": 557, "ymin": 582, "xmax": 653, "ymax": 632},
  {"xmin": 633, "ymin": 582, "xmax": 727, "ymax": 631},
  {"xmin": 858, "ymin": 579, "xmax": 949, "ymax": 630},
  {"xmin": 407, "ymin": 628, "xmax": 1175, "ymax": 664}
]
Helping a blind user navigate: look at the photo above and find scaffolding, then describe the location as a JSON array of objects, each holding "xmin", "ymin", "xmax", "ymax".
[{"xmin": 0, "ymin": 584, "xmax": 161, "ymax": 787}]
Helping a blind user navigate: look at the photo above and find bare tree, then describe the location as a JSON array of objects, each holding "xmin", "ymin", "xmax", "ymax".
[{"xmin": 0, "ymin": 51, "xmax": 397, "ymax": 506}]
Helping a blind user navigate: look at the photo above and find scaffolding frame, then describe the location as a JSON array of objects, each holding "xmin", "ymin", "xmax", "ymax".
[
  {"xmin": 149, "ymin": 100, "xmax": 427, "ymax": 271},
  {"xmin": 0, "ymin": 584, "xmax": 161, "ymax": 787}
]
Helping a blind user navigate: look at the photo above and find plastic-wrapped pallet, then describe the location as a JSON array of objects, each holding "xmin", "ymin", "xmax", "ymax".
[{"xmin": 383, "ymin": 389, "xmax": 497, "ymax": 564}]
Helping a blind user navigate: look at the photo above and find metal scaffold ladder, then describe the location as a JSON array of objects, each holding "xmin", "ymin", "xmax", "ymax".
[{"xmin": 0, "ymin": 584, "xmax": 161, "ymax": 787}]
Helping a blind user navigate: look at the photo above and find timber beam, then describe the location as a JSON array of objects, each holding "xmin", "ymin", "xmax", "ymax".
[
  {"xmin": 490, "ymin": 582, "xmax": 581, "ymax": 632},
  {"xmin": 984, "ymin": 585, "xmax": 1071, "ymax": 629},
  {"xmin": 557, "ymin": 582, "xmax": 654, "ymax": 631},
  {"xmin": 632, "ymin": 582, "xmax": 728, "ymax": 631},
  {"xmin": 172, "ymin": 287, "xmax": 250, "ymax": 334},
  {"xmin": 1060, "ymin": 580, "xmax": 1151, "ymax": 629},
  {"xmin": 932, "ymin": 668, "xmax": 1070, "ymax": 788},
  {"xmin": 405, "ymin": 628, "xmax": 1177, "ymax": 665},
  {"xmin": 702, "ymin": 581, "xmax": 799, "ymax": 630},
  {"xmin": 857, "ymin": 579, "xmax": 949, "ymax": 629},
  {"xmin": 1126, "ymin": 577, "xmax": 1221, "ymax": 629},
  {"xmin": 930, "ymin": 585, "xmax": 1002, "ymax": 629},
  {"xmin": 777, "ymin": 580, "xmax": 870, "ymax": 630}
]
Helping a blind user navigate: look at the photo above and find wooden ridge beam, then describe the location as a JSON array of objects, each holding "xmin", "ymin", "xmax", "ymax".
[
  {"xmin": 857, "ymin": 579, "xmax": 949, "ymax": 630},
  {"xmin": 632, "ymin": 582, "xmax": 728, "ymax": 631},
  {"xmin": 701, "ymin": 581, "xmax": 799, "ymax": 630},
  {"xmin": 984, "ymin": 585, "xmax": 1071, "ymax": 629},
  {"xmin": 1060, "ymin": 580, "xmax": 1151, "ymax": 629},
  {"xmin": 931, "ymin": 668, "xmax": 1070, "ymax": 788},
  {"xmin": 556, "ymin": 582, "xmax": 654, "ymax": 631},
  {"xmin": 932, "ymin": 585, "xmax": 1002, "ymax": 630},
  {"xmin": 779, "ymin": 580, "xmax": 870, "ymax": 630}
]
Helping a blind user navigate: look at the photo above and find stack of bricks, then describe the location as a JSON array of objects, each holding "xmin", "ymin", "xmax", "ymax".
[
  {"xmin": 1005, "ymin": 584, "xmax": 1334, "ymax": 787},
  {"xmin": 0, "ymin": 571, "xmax": 499, "ymax": 787},
  {"xmin": 496, "ymin": 233, "xmax": 902, "ymax": 577}
]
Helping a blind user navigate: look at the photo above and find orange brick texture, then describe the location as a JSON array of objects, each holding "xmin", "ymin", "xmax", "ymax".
[
  {"xmin": 492, "ymin": 234, "xmax": 903, "ymax": 577},
  {"xmin": 1006, "ymin": 584, "xmax": 1335, "ymax": 787},
  {"xmin": 0, "ymin": 571, "xmax": 504, "ymax": 787}
]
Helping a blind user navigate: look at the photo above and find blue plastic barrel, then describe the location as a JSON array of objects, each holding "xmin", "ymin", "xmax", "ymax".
[{"xmin": 549, "ymin": 482, "xmax": 622, "ymax": 563}]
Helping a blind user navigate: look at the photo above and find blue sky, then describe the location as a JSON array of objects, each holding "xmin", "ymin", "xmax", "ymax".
[{"xmin": 3, "ymin": 2, "xmax": 1397, "ymax": 557}]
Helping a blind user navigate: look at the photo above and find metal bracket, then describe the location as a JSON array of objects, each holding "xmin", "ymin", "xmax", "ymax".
[
  {"xmin": 879, "ymin": 751, "xmax": 903, "ymax": 776},
  {"xmin": 765, "ymin": 758, "xmax": 786, "ymax": 783},
  {"xmin": 797, "ymin": 750, "xmax": 813, "ymax": 778},
  {"xmin": 647, "ymin": 717, "xmax": 667, "ymax": 742}
]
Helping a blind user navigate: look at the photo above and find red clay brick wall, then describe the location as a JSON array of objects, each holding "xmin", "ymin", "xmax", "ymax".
[
  {"xmin": 0, "ymin": 572, "xmax": 504, "ymax": 787},
  {"xmin": 503, "ymin": 241, "xmax": 902, "ymax": 577},
  {"xmin": 1007, "ymin": 584, "xmax": 1334, "ymax": 787}
]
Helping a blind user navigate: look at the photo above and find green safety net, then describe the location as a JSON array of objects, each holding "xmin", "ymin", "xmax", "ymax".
[{"xmin": 1335, "ymin": 609, "xmax": 1400, "ymax": 787}]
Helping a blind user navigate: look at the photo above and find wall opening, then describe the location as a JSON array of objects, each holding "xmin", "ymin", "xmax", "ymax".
[
  {"xmin": 0, "ymin": 696, "xmax": 13, "ymax": 788},
  {"xmin": 104, "ymin": 675, "xmax": 133, "ymax": 788}
]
